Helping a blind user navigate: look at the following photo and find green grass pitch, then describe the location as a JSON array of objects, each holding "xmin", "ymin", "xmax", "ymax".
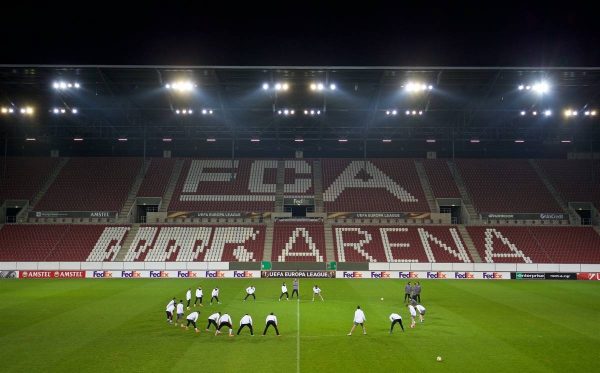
[{"xmin": 0, "ymin": 279, "xmax": 598, "ymax": 372}]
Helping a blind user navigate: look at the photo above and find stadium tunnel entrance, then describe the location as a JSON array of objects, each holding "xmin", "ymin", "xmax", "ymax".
[{"xmin": 283, "ymin": 197, "xmax": 315, "ymax": 217}]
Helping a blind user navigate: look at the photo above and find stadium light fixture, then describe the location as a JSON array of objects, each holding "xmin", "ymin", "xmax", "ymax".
[
  {"xmin": 117, "ymin": 138, "xmax": 128, "ymax": 142},
  {"xmin": 175, "ymin": 108, "xmax": 194, "ymax": 115},
  {"xmin": 532, "ymin": 111, "xmax": 538, "ymax": 116},
  {"xmin": 72, "ymin": 108, "xmax": 78, "ymax": 114},
  {"xmin": 544, "ymin": 110, "xmax": 552, "ymax": 117},
  {"xmin": 25, "ymin": 137, "xmax": 36, "ymax": 141},
  {"xmin": 270, "ymin": 82, "xmax": 289, "ymax": 92},
  {"xmin": 514, "ymin": 139, "xmax": 525, "ymax": 143},
  {"xmin": 564, "ymin": 109, "xmax": 578, "ymax": 117},
  {"xmin": 165, "ymin": 81, "xmax": 196, "ymax": 93},
  {"xmin": 520, "ymin": 110, "xmax": 526, "ymax": 116},
  {"xmin": 470, "ymin": 139, "xmax": 480, "ymax": 143},
  {"xmin": 1, "ymin": 107, "xmax": 15, "ymax": 114},
  {"xmin": 382, "ymin": 139, "xmax": 392, "ymax": 143},
  {"xmin": 338, "ymin": 138, "xmax": 348, "ymax": 143},
  {"xmin": 404, "ymin": 82, "xmax": 433, "ymax": 93},
  {"xmin": 73, "ymin": 137, "xmax": 84, "ymax": 142},
  {"xmin": 20, "ymin": 107, "xmax": 34, "ymax": 115},
  {"xmin": 206, "ymin": 138, "xmax": 216, "ymax": 142},
  {"xmin": 262, "ymin": 83, "xmax": 269, "ymax": 90},
  {"xmin": 250, "ymin": 138, "xmax": 261, "ymax": 143},
  {"xmin": 584, "ymin": 110, "xmax": 597, "ymax": 116},
  {"xmin": 294, "ymin": 138, "xmax": 304, "ymax": 143},
  {"xmin": 426, "ymin": 139, "xmax": 436, "ymax": 143},
  {"xmin": 53, "ymin": 81, "xmax": 80, "ymax": 90},
  {"xmin": 277, "ymin": 108, "xmax": 295, "ymax": 116},
  {"xmin": 560, "ymin": 140, "xmax": 572, "ymax": 143},
  {"xmin": 405, "ymin": 110, "xmax": 422, "ymax": 116},
  {"xmin": 304, "ymin": 109, "xmax": 321, "ymax": 116},
  {"xmin": 310, "ymin": 82, "xmax": 336, "ymax": 92},
  {"xmin": 519, "ymin": 81, "xmax": 550, "ymax": 94},
  {"xmin": 162, "ymin": 138, "xmax": 172, "ymax": 142}
]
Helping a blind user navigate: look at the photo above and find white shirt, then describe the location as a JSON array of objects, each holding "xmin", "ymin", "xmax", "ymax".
[
  {"xmin": 246, "ymin": 286, "xmax": 255, "ymax": 294},
  {"xmin": 354, "ymin": 309, "xmax": 366, "ymax": 323},
  {"xmin": 218, "ymin": 314, "xmax": 232, "ymax": 324},
  {"xmin": 208, "ymin": 312, "xmax": 220, "ymax": 321},
  {"xmin": 408, "ymin": 305, "xmax": 417, "ymax": 317},
  {"xmin": 240, "ymin": 315, "xmax": 253, "ymax": 325},
  {"xmin": 186, "ymin": 290, "xmax": 191, "ymax": 300},
  {"xmin": 196, "ymin": 288, "xmax": 203, "ymax": 297},
  {"xmin": 266, "ymin": 315, "xmax": 278, "ymax": 325},
  {"xmin": 187, "ymin": 312, "xmax": 199, "ymax": 322},
  {"xmin": 212, "ymin": 288, "xmax": 219, "ymax": 297},
  {"xmin": 176, "ymin": 303, "xmax": 184, "ymax": 314},
  {"xmin": 281, "ymin": 285, "xmax": 288, "ymax": 293},
  {"xmin": 166, "ymin": 304, "xmax": 175, "ymax": 313},
  {"xmin": 313, "ymin": 287, "xmax": 321, "ymax": 294},
  {"xmin": 416, "ymin": 305, "xmax": 426, "ymax": 314},
  {"xmin": 389, "ymin": 313, "xmax": 402, "ymax": 322},
  {"xmin": 167, "ymin": 299, "xmax": 175, "ymax": 308}
]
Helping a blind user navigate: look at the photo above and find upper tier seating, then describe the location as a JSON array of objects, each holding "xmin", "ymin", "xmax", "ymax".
[
  {"xmin": 456, "ymin": 159, "xmax": 562, "ymax": 213},
  {"xmin": 537, "ymin": 159, "xmax": 600, "ymax": 209},
  {"xmin": 272, "ymin": 221, "xmax": 326, "ymax": 262},
  {"xmin": 119, "ymin": 225, "xmax": 265, "ymax": 262},
  {"xmin": 137, "ymin": 158, "xmax": 176, "ymax": 197},
  {"xmin": 467, "ymin": 226, "xmax": 600, "ymax": 263},
  {"xmin": 168, "ymin": 159, "xmax": 277, "ymax": 211},
  {"xmin": 34, "ymin": 157, "xmax": 142, "ymax": 211},
  {"xmin": 0, "ymin": 157, "xmax": 60, "ymax": 204},
  {"xmin": 422, "ymin": 159, "xmax": 461, "ymax": 199},
  {"xmin": 322, "ymin": 159, "xmax": 430, "ymax": 212},
  {"xmin": 333, "ymin": 225, "xmax": 472, "ymax": 263}
]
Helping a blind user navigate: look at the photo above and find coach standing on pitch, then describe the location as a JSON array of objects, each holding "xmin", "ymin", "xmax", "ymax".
[
  {"xmin": 404, "ymin": 282, "xmax": 412, "ymax": 303},
  {"xmin": 291, "ymin": 278, "xmax": 299, "ymax": 299},
  {"xmin": 413, "ymin": 282, "xmax": 421, "ymax": 302}
]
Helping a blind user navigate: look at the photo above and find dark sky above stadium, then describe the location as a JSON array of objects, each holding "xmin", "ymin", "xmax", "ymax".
[{"xmin": 3, "ymin": 3, "xmax": 598, "ymax": 66}]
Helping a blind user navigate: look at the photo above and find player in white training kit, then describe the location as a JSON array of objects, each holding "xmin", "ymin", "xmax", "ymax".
[
  {"xmin": 237, "ymin": 314, "xmax": 254, "ymax": 335},
  {"xmin": 389, "ymin": 313, "xmax": 405, "ymax": 333},
  {"xmin": 279, "ymin": 282, "xmax": 289, "ymax": 301},
  {"xmin": 215, "ymin": 313, "xmax": 234, "ymax": 336},
  {"xmin": 408, "ymin": 303, "xmax": 417, "ymax": 328},
  {"xmin": 263, "ymin": 312, "xmax": 280, "ymax": 336},
  {"xmin": 165, "ymin": 298, "xmax": 176, "ymax": 323},
  {"xmin": 210, "ymin": 287, "xmax": 221, "ymax": 305},
  {"xmin": 347, "ymin": 306, "xmax": 367, "ymax": 335},
  {"xmin": 186, "ymin": 288, "xmax": 192, "ymax": 309},
  {"xmin": 194, "ymin": 286, "xmax": 203, "ymax": 307},
  {"xmin": 206, "ymin": 312, "xmax": 220, "ymax": 331},
  {"xmin": 176, "ymin": 300, "xmax": 185, "ymax": 325},
  {"xmin": 244, "ymin": 286, "xmax": 256, "ymax": 301},
  {"xmin": 416, "ymin": 304, "xmax": 426, "ymax": 323},
  {"xmin": 184, "ymin": 311, "xmax": 200, "ymax": 333},
  {"xmin": 312, "ymin": 285, "xmax": 324, "ymax": 302}
]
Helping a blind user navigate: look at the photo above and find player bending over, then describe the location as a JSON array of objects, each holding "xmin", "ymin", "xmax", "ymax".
[
  {"xmin": 416, "ymin": 303, "xmax": 426, "ymax": 323},
  {"xmin": 237, "ymin": 314, "xmax": 254, "ymax": 336},
  {"xmin": 244, "ymin": 286, "xmax": 256, "ymax": 301},
  {"xmin": 206, "ymin": 312, "xmax": 220, "ymax": 331},
  {"xmin": 389, "ymin": 313, "xmax": 405, "ymax": 333},
  {"xmin": 347, "ymin": 306, "xmax": 367, "ymax": 335},
  {"xmin": 279, "ymin": 282, "xmax": 289, "ymax": 301},
  {"xmin": 165, "ymin": 298, "xmax": 176, "ymax": 324},
  {"xmin": 312, "ymin": 285, "xmax": 324, "ymax": 302},
  {"xmin": 408, "ymin": 303, "xmax": 417, "ymax": 328},
  {"xmin": 183, "ymin": 311, "xmax": 200, "ymax": 333},
  {"xmin": 263, "ymin": 312, "xmax": 280, "ymax": 336},
  {"xmin": 215, "ymin": 312, "xmax": 234, "ymax": 337}
]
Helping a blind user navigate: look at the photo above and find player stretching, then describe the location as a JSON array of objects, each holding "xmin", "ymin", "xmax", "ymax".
[
  {"xmin": 165, "ymin": 298, "xmax": 176, "ymax": 324},
  {"xmin": 312, "ymin": 285, "xmax": 324, "ymax": 301},
  {"xmin": 416, "ymin": 303, "xmax": 426, "ymax": 323},
  {"xmin": 347, "ymin": 306, "xmax": 366, "ymax": 335},
  {"xmin": 408, "ymin": 302, "xmax": 417, "ymax": 328},
  {"xmin": 210, "ymin": 287, "xmax": 221, "ymax": 305},
  {"xmin": 279, "ymin": 282, "xmax": 289, "ymax": 301},
  {"xmin": 389, "ymin": 313, "xmax": 405, "ymax": 333},
  {"xmin": 263, "ymin": 312, "xmax": 280, "ymax": 336},
  {"xmin": 183, "ymin": 311, "xmax": 200, "ymax": 333},
  {"xmin": 194, "ymin": 286, "xmax": 203, "ymax": 307},
  {"xmin": 206, "ymin": 312, "xmax": 220, "ymax": 331},
  {"xmin": 215, "ymin": 312, "xmax": 234, "ymax": 337},
  {"xmin": 237, "ymin": 314, "xmax": 254, "ymax": 336},
  {"xmin": 244, "ymin": 286, "xmax": 256, "ymax": 301}
]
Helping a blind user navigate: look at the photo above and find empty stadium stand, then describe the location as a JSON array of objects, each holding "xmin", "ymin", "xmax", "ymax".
[
  {"xmin": 283, "ymin": 159, "xmax": 314, "ymax": 195},
  {"xmin": 333, "ymin": 225, "xmax": 472, "ymax": 263},
  {"xmin": 537, "ymin": 159, "xmax": 600, "ymax": 209},
  {"xmin": 467, "ymin": 226, "xmax": 600, "ymax": 263},
  {"xmin": 0, "ymin": 157, "xmax": 60, "ymax": 204},
  {"xmin": 422, "ymin": 159, "xmax": 462, "ymax": 199},
  {"xmin": 456, "ymin": 159, "xmax": 562, "ymax": 213},
  {"xmin": 137, "ymin": 158, "xmax": 176, "ymax": 197},
  {"xmin": 119, "ymin": 225, "xmax": 265, "ymax": 262},
  {"xmin": 34, "ymin": 157, "xmax": 143, "ymax": 212},
  {"xmin": 322, "ymin": 159, "xmax": 430, "ymax": 212},
  {"xmin": 168, "ymin": 159, "xmax": 277, "ymax": 211},
  {"xmin": 272, "ymin": 220, "xmax": 326, "ymax": 262}
]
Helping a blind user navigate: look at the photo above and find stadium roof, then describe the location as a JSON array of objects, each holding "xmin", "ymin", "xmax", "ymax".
[{"xmin": 1, "ymin": 65, "xmax": 599, "ymax": 158}]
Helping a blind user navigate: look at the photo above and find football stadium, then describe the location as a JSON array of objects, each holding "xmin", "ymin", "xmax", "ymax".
[{"xmin": 1, "ymin": 65, "xmax": 599, "ymax": 372}]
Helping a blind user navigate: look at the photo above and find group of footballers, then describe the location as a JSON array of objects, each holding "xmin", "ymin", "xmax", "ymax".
[{"xmin": 164, "ymin": 279, "xmax": 426, "ymax": 336}]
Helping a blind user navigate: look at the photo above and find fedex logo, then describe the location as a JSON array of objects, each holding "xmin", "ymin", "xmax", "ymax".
[
  {"xmin": 150, "ymin": 271, "xmax": 169, "ymax": 278},
  {"xmin": 482, "ymin": 272, "xmax": 503, "ymax": 279},
  {"xmin": 205, "ymin": 271, "xmax": 225, "ymax": 278},
  {"xmin": 233, "ymin": 271, "xmax": 253, "ymax": 278},
  {"xmin": 454, "ymin": 272, "xmax": 475, "ymax": 279},
  {"xmin": 342, "ymin": 271, "xmax": 363, "ymax": 278},
  {"xmin": 398, "ymin": 271, "xmax": 419, "ymax": 279},
  {"xmin": 426, "ymin": 272, "xmax": 447, "ymax": 279},
  {"xmin": 93, "ymin": 271, "xmax": 113, "ymax": 278},
  {"xmin": 121, "ymin": 271, "xmax": 141, "ymax": 278},
  {"xmin": 370, "ymin": 271, "xmax": 391, "ymax": 278},
  {"xmin": 177, "ymin": 271, "xmax": 198, "ymax": 278}
]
